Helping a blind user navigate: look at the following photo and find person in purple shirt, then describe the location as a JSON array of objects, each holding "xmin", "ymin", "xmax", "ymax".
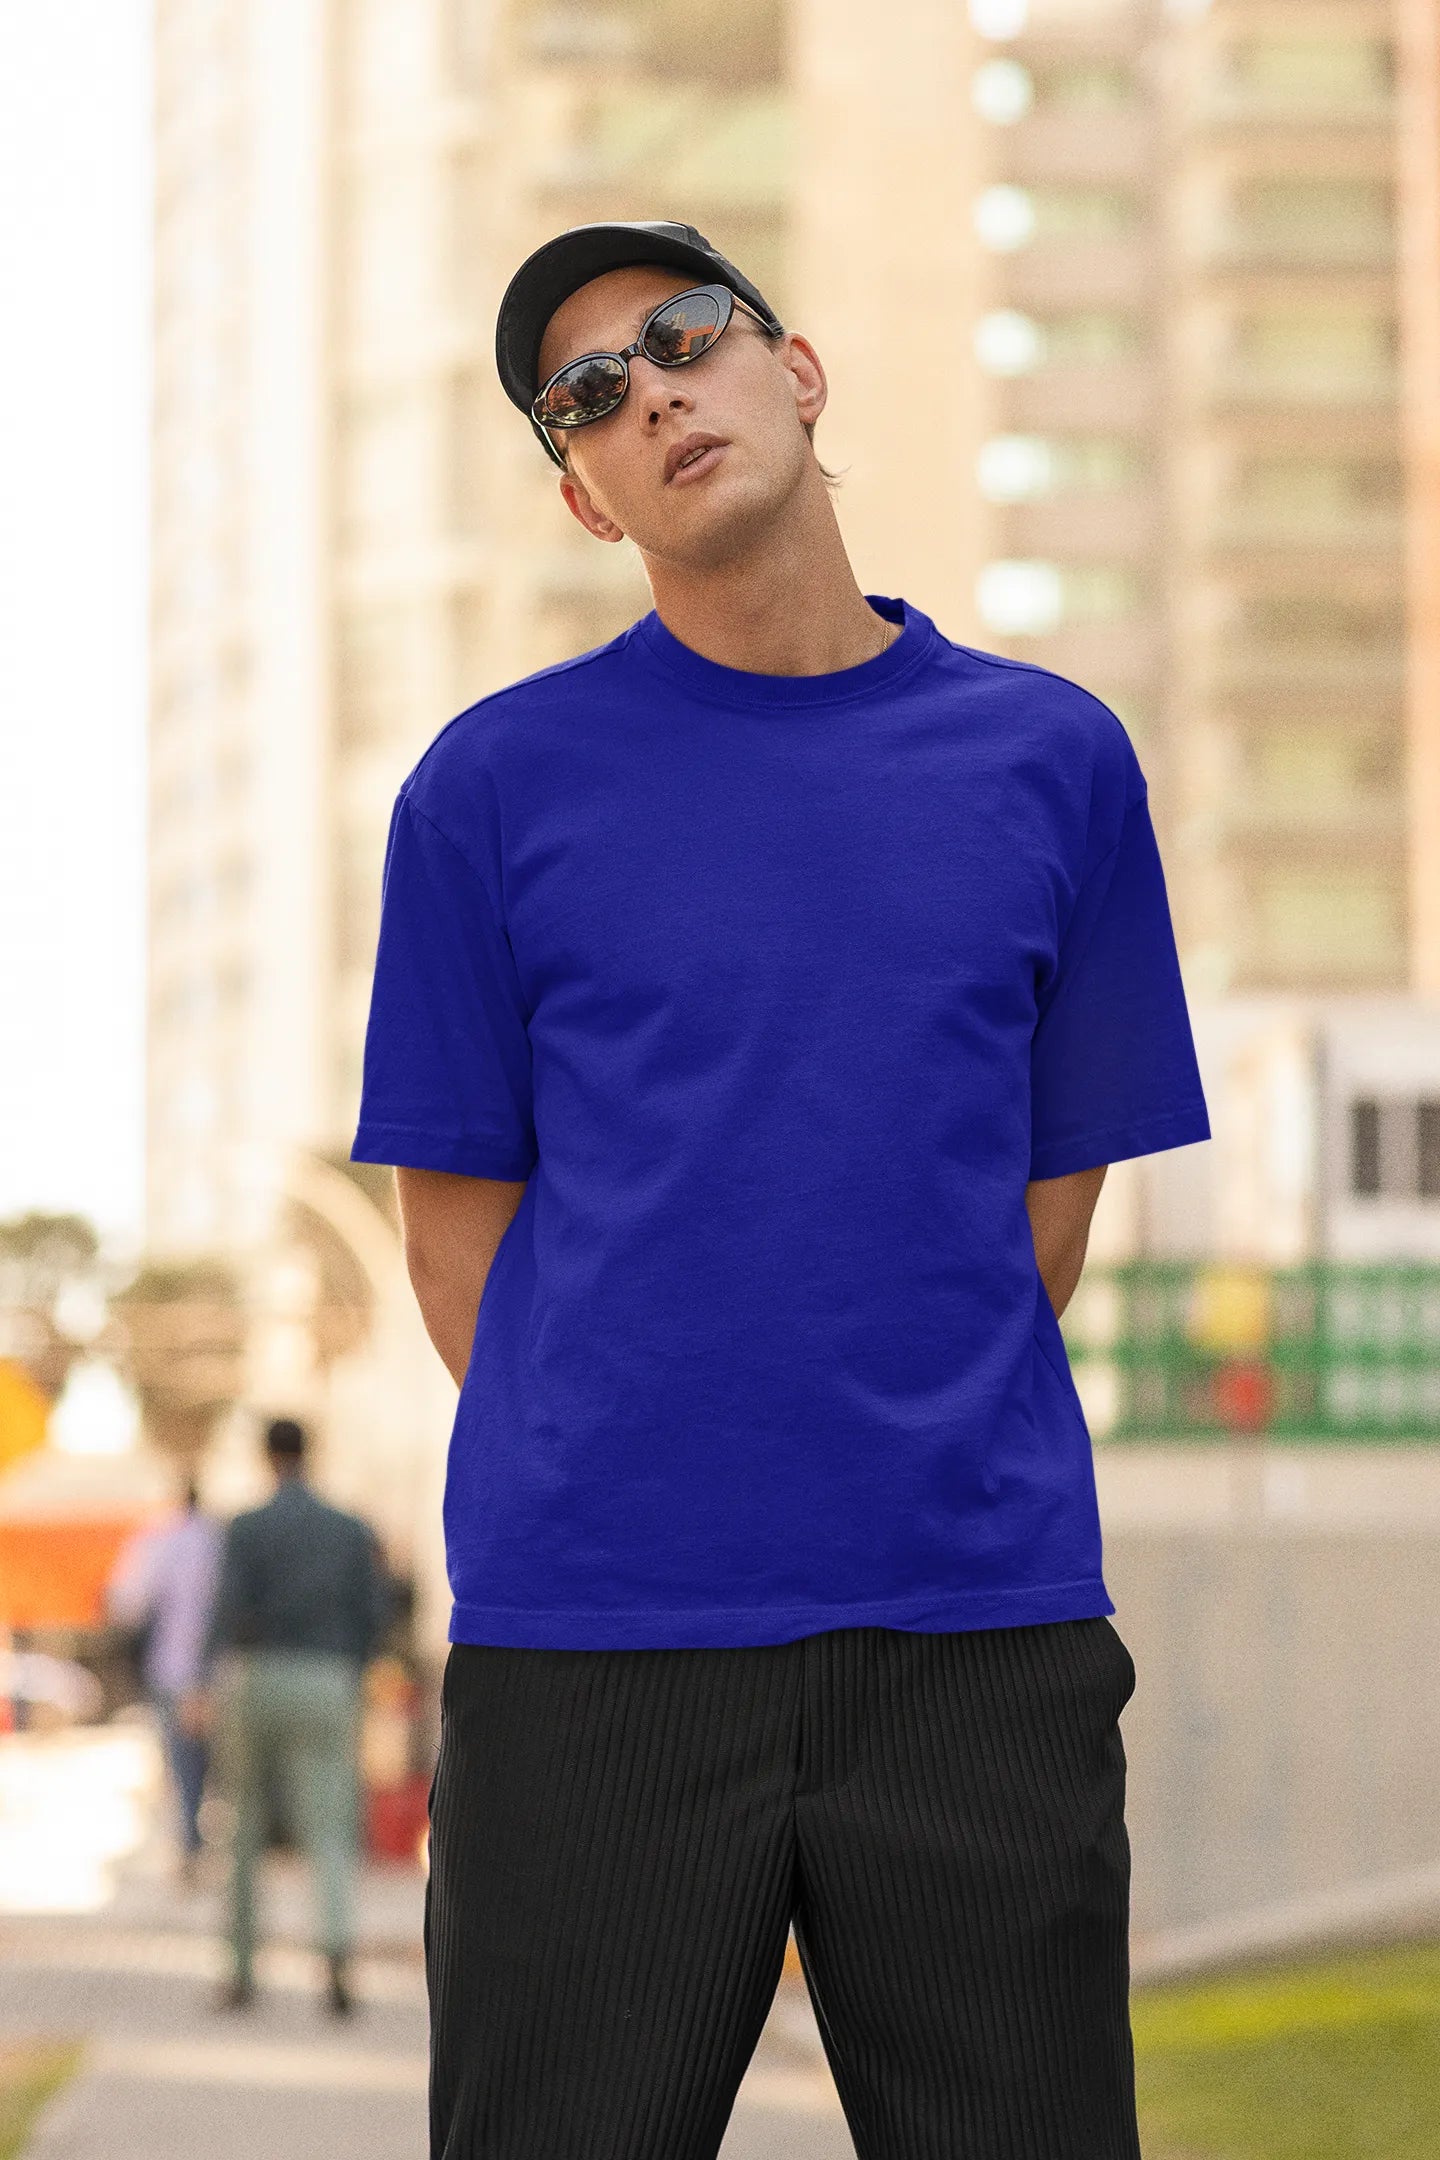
[
  {"xmin": 106, "ymin": 1478, "xmax": 223, "ymax": 1886},
  {"xmin": 352, "ymin": 219, "xmax": 1212, "ymax": 2159}
]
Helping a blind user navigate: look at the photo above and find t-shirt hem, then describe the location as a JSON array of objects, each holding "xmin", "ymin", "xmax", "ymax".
[
  {"xmin": 350, "ymin": 1122, "xmax": 537, "ymax": 1180},
  {"xmin": 1029, "ymin": 1101, "xmax": 1211, "ymax": 1181},
  {"xmin": 446, "ymin": 1576, "xmax": 1114, "ymax": 1650}
]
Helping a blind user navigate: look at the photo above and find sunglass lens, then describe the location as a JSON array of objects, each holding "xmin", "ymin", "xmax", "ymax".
[
  {"xmin": 643, "ymin": 290, "xmax": 725, "ymax": 365},
  {"xmin": 539, "ymin": 353, "xmax": 627, "ymax": 424}
]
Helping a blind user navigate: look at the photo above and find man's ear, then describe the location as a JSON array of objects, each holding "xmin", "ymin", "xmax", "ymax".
[
  {"xmin": 781, "ymin": 331, "xmax": 827, "ymax": 432},
  {"xmin": 559, "ymin": 470, "xmax": 626, "ymax": 544}
]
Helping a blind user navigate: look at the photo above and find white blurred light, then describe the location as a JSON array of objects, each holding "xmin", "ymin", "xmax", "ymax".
[
  {"xmin": 972, "ymin": 59, "xmax": 1034, "ymax": 124},
  {"xmin": 974, "ymin": 184, "xmax": 1036, "ymax": 252},
  {"xmin": 977, "ymin": 436, "xmax": 1055, "ymax": 503},
  {"xmin": 51, "ymin": 1358, "xmax": 140, "ymax": 1458},
  {"xmin": 970, "ymin": 0, "xmax": 1029, "ymax": 35},
  {"xmin": 976, "ymin": 561, "xmax": 1065, "ymax": 636},
  {"xmin": 974, "ymin": 309, "xmax": 1045, "ymax": 376}
]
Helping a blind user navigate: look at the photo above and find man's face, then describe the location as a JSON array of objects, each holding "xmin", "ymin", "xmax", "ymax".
[{"xmin": 534, "ymin": 263, "xmax": 824, "ymax": 568}]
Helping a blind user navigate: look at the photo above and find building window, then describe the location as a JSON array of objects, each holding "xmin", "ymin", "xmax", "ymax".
[
  {"xmin": 973, "ymin": 184, "xmax": 1036, "ymax": 252},
  {"xmin": 976, "ymin": 560, "xmax": 1142, "ymax": 636},
  {"xmin": 1352, "ymin": 1101, "xmax": 1381, "ymax": 1195},
  {"xmin": 1421, "ymin": 1105, "xmax": 1440, "ymax": 1199},
  {"xmin": 979, "ymin": 434, "xmax": 1143, "ymax": 501},
  {"xmin": 969, "ymin": 0, "xmax": 1028, "ymax": 37},
  {"xmin": 1228, "ymin": 36, "xmax": 1393, "ymax": 112},
  {"xmin": 1043, "ymin": 311, "xmax": 1143, "ymax": 364},
  {"xmin": 1033, "ymin": 59, "xmax": 1134, "ymax": 110},
  {"xmin": 972, "ymin": 59, "xmax": 1033, "ymax": 126},
  {"xmin": 973, "ymin": 308, "xmax": 1142, "ymax": 378},
  {"xmin": 1257, "ymin": 870, "xmax": 1402, "ymax": 975},
  {"xmin": 1234, "ymin": 178, "xmax": 1393, "ymax": 261},
  {"xmin": 1234, "ymin": 453, "xmax": 1402, "ymax": 523},
  {"xmin": 1236, "ymin": 304, "xmax": 1395, "ymax": 388},
  {"xmin": 974, "ymin": 309, "xmax": 1045, "ymax": 376},
  {"xmin": 1350, "ymin": 1098, "xmax": 1440, "ymax": 1201}
]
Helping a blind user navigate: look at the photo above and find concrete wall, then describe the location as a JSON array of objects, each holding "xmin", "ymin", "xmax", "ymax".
[{"xmin": 1104, "ymin": 1516, "xmax": 1440, "ymax": 1944}]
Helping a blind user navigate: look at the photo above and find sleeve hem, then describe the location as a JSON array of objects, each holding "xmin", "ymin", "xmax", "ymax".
[
  {"xmin": 1028, "ymin": 1101, "xmax": 1211, "ymax": 1182},
  {"xmin": 350, "ymin": 1123, "xmax": 536, "ymax": 1180}
]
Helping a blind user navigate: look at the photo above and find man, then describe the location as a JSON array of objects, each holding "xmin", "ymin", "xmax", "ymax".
[
  {"xmin": 184, "ymin": 1416, "xmax": 394, "ymax": 2017},
  {"xmin": 351, "ymin": 219, "xmax": 1211, "ymax": 2158},
  {"xmin": 105, "ymin": 1475, "xmax": 224, "ymax": 1886}
]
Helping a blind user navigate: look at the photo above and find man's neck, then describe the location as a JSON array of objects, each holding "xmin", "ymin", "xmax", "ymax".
[{"xmin": 642, "ymin": 478, "xmax": 889, "ymax": 678}]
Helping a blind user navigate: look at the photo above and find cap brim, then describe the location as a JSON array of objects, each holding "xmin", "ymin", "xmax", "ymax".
[{"xmin": 495, "ymin": 223, "xmax": 767, "ymax": 414}]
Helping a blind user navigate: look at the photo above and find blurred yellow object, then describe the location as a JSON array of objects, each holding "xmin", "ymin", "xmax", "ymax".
[
  {"xmin": 0, "ymin": 1360, "xmax": 50, "ymax": 1474},
  {"xmin": 1189, "ymin": 1267, "xmax": 1272, "ymax": 1355}
]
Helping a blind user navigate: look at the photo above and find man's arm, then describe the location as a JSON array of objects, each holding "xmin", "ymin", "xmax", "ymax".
[
  {"xmin": 395, "ymin": 1166, "xmax": 529, "ymax": 1389},
  {"xmin": 1024, "ymin": 1164, "xmax": 1108, "ymax": 1321}
]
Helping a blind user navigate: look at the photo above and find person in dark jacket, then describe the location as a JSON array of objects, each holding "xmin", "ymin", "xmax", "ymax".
[{"xmin": 182, "ymin": 1416, "xmax": 395, "ymax": 2016}]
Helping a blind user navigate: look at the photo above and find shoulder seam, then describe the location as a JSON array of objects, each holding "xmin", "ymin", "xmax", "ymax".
[
  {"xmin": 938, "ymin": 634, "xmax": 1146, "ymax": 811},
  {"xmin": 411, "ymin": 621, "xmax": 643, "ymax": 770},
  {"xmin": 937, "ymin": 634, "xmax": 1125, "ymax": 717},
  {"xmin": 397, "ymin": 791, "xmax": 506, "ymax": 923}
]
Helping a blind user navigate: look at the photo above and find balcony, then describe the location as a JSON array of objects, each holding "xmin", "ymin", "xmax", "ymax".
[
  {"xmin": 1001, "ymin": 361, "xmax": 1156, "ymax": 431},
  {"xmin": 997, "ymin": 105, "xmax": 1153, "ymax": 184},
  {"xmin": 1204, "ymin": 642, "xmax": 1405, "ymax": 698},
  {"xmin": 1002, "ymin": 238, "xmax": 1154, "ymax": 310},
  {"xmin": 1207, "ymin": 362, "xmax": 1397, "ymax": 414},
  {"xmin": 1200, "ymin": 83, "xmax": 1393, "ymax": 131},
  {"xmin": 1212, "ymin": 788, "xmax": 1404, "ymax": 848},
  {"xmin": 999, "ymin": 491, "xmax": 1159, "ymax": 561}
]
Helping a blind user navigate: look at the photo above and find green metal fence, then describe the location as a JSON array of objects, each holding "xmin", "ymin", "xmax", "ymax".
[{"xmin": 1063, "ymin": 1261, "xmax": 1440, "ymax": 1442}]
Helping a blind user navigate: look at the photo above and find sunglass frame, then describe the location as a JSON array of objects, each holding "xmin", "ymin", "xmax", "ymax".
[{"xmin": 528, "ymin": 282, "xmax": 784, "ymax": 469}]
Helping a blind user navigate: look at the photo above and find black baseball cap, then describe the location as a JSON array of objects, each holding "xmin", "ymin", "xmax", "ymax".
[{"xmin": 495, "ymin": 219, "xmax": 785, "ymax": 465}]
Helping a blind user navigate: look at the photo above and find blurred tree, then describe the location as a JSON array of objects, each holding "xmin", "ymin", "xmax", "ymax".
[
  {"xmin": 0, "ymin": 1211, "xmax": 104, "ymax": 1402},
  {"xmin": 107, "ymin": 1257, "xmax": 248, "ymax": 1467}
]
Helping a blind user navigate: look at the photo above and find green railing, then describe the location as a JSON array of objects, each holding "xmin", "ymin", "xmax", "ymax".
[{"xmin": 1063, "ymin": 1262, "xmax": 1440, "ymax": 1442}]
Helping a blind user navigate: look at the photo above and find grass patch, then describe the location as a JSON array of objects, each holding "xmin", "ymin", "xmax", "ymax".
[
  {"xmin": 0, "ymin": 2039, "xmax": 84, "ymax": 2160},
  {"xmin": 1133, "ymin": 1937, "xmax": 1440, "ymax": 2159}
]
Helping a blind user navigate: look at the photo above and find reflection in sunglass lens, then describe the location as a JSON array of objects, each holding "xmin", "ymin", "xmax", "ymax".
[
  {"xmin": 643, "ymin": 291, "xmax": 724, "ymax": 364},
  {"xmin": 540, "ymin": 352, "xmax": 627, "ymax": 423}
]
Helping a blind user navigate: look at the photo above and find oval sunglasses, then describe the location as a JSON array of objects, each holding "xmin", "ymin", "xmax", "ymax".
[{"xmin": 528, "ymin": 282, "xmax": 786, "ymax": 470}]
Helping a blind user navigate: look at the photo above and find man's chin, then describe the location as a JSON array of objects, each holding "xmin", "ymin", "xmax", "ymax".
[{"xmin": 645, "ymin": 473, "xmax": 785, "ymax": 566}]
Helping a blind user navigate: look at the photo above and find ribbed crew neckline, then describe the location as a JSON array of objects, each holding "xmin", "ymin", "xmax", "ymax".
[{"xmin": 630, "ymin": 593, "xmax": 936, "ymax": 709}]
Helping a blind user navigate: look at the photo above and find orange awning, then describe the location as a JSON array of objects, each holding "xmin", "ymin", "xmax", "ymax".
[{"xmin": 0, "ymin": 1516, "xmax": 160, "ymax": 1631}]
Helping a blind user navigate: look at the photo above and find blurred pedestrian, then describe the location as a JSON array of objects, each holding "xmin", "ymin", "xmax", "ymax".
[
  {"xmin": 105, "ymin": 1477, "xmax": 223, "ymax": 1886},
  {"xmin": 352, "ymin": 220, "xmax": 1211, "ymax": 2157},
  {"xmin": 183, "ymin": 1416, "xmax": 394, "ymax": 2017}
]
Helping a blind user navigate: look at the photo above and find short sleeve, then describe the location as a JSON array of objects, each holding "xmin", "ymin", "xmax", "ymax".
[
  {"xmin": 350, "ymin": 792, "xmax": 538, "ymax": 1179},
  {"xmin": 1029, "ymin": 786, "xmax": 1211, "ymax": 1181}
]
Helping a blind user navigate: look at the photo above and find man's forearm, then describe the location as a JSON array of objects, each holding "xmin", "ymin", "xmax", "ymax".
[
  {"xmin": 407, "ymin": 1257, "xmax": 488, "ymax": 1390},
  {"xmin": 395, "ymin": 1167, "xmax": 527, "ymax": 1389},
  {"xmin": 1025, "ymin": 1164, "xmax": 1108, "ymax": 1322}
]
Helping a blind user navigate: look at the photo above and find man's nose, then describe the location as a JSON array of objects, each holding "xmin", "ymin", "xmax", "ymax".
[{"xmin": 633, "ymin": 361, "xmax": 694, "ymax": 427}]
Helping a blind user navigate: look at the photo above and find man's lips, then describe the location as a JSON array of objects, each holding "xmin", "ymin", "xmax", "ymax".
[{"xmin": 664, "ymin": 435, "xmax": 728, "ymax": 485}]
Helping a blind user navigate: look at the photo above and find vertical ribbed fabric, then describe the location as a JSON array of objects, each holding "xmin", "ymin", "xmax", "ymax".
[{"xmin": 425, "ymin": 1615, "xmax": 1140, "ymax": 2160}]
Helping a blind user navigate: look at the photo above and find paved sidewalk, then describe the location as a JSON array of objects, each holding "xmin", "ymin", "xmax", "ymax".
[
  {"xmin": 2, "ymin": 1897, "xmax": 847, "ymax": 2160},
  {"xmin": 0, "ymin": 1857, "xmax": 850, "ymax": 2160},
  {"xmin": 0, "ymin": 1725, "xmax": 850, "ymax": 2158}
]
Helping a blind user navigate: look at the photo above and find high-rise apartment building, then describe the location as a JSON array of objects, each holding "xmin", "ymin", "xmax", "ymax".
[
  {"xmin": 962, "ymin": 0, "xmax": 1171, "ymax": 780},
  {"xmin": 1397, "ymin": 0, "xmax": 1440, "ymax": 994},
  {"xmin": 147, "ymin": 0, "xmax": 790, "ymax": 1253},
  {"xmin": 147, "ymin": 0, "xmax": 1420, "ymax": 1264},
  {"xmin": 1158, "ymin": 0, "xmax": 1407, "ymax": 994}
]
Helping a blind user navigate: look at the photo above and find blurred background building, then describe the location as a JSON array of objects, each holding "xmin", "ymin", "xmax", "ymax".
[
  {"xmin": 9, "ymin": 0, "xmax": 1413, "ymax": 1926},
  {"xmin": 142, "ymin": 0, "xmax": 1439, "ymax": 1252},
  {"xmin": 135, "ymin": 0, "xmax": 1440, "ymax": 1588}
]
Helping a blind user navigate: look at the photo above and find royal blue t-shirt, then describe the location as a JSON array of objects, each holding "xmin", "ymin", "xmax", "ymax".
[{"xmin": 351, "ymin": 594, "xmax": 1210, "ymax": 1650}]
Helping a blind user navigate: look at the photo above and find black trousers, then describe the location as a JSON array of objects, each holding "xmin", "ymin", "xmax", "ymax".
[{"xmin": 425, "ymin": 1615, "xmax": 1141, "ymax": 2160}]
